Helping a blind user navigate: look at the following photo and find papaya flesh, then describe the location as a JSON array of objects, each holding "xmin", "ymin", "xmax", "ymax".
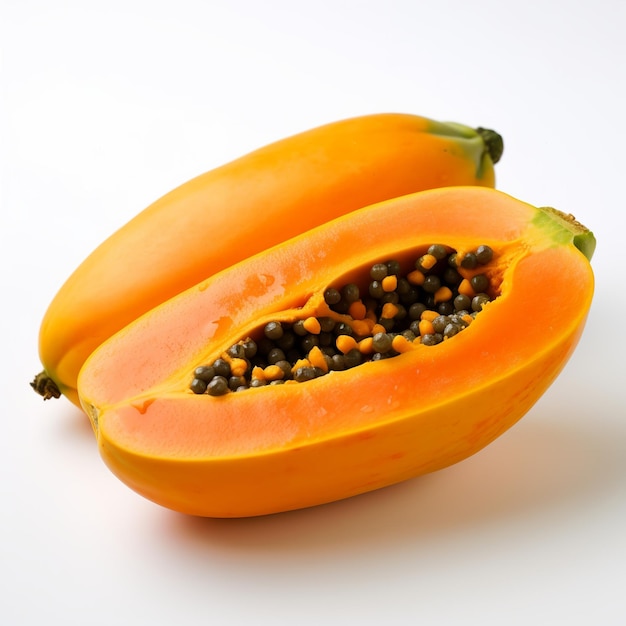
[
  {"xmin": 77, "ymin": 186, "xmax": 595, "ymax": 518},
  {"xmin": 33, "ymin": 113, "xmax": 503, "ymax": 407}
]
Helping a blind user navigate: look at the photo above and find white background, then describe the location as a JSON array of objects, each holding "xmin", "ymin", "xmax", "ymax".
[{"xmin": 2, "ymin": 1, "xmax": 625, "ymax": 624}]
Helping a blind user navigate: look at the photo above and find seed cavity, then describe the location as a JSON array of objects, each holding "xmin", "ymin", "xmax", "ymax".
[{"xmin": 190, "ymin": 244, "xmax": 497, "ymax": 396}]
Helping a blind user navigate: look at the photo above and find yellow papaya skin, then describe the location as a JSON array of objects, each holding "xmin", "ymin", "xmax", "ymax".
[
  {"xmin": 33, "ymin": 113, "xmax": 502, "ymax": 407},
  {"xmin": 77, "ymin": 187, "xmax": 595, "ymax": 518}
]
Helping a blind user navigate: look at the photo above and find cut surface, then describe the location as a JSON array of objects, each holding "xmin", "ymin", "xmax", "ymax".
[{"xmin": 79, "ymin": 186, "xmax": 593, "ymax": 456}]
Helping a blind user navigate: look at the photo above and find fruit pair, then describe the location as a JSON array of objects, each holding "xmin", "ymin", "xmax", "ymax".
[{"xmin": 33, "ymin": 113, "xmax": 595, "ymax": 517}]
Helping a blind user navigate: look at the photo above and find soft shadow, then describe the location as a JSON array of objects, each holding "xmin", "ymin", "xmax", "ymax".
[
  {"xmin": 164, "ymin": 405, "xmax": 624, "ymax": 558},
  {"xmin": 54, "ymin": 403, "xmax": 96, "ymax": 442}
]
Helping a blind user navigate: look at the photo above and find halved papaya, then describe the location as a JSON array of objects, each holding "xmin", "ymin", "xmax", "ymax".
[{"xmin": 77, "ymin": 186, "xmax": 595, "ymax": 518}]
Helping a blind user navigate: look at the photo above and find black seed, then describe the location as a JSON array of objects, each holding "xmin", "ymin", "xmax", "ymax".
[
  {"xmin": 396, "ymin": 277, "xmax": 411, "ymax": 296},
  {"xmin": 334, "ymin": 322, "xmax": 353, "ymax": 336},
  {"xmin": 414, "ymin": 256, "xmax": 430, "ymax": 272},
  {"xmin": 344, "ymin": 349, "xmax": 363, "ymax": 368},
  {"xmin": 274, "ymin": 360, "xmax": 292, "ymax": 379},
  {"xmin": 190, "ymin": 378, "xmax": 207, "ymax": 394},
  {"xmin": 242, "ymin": 340, "xmax": 257, "ymax": 359},
  {"xmin": 228, "ymin": 375, "xmax": 247, "ymax": 391},
  {"xmin": 422, "ymin": 333, "xmax": 443, "ymax": 346},
  {"xmin": 207, "ymin": 376, "xmax": 229, "ymax": 396},
  {"xmin": 422, "ymin": 275, "xmax": 441, "ymax": 294},
  {"xmin": 402, "ymin": 330, "xmax": 417, "ymax": 342},
  {"xmin": 432, "ymin": 315, "xmax": 449, "ymax": 334},
  {"xmin": 454, "ymin": 294, "xmax": 471, "ymax": 311},
  {"xmin": 443, "ymin": 267, "xmax": 462, "ymax": 286},
  {"xmin": 226, "ymin": 344, "xmax": 245, "ymax": 359},
  {"xmin": 394, "ymin": 303, "xmax": 407, "ymax": 320},
  {"xmin": 380, "ymin": 291, "xmax": 400, "ymax": 305},
  {"xmin": 333, "ymin": 300, "xmax": 350, "ymax": 314},
  {"xmin": 341, "ymin": 283, "xmax": 360, "ymax": 304},
  {"xmin": 472, "ymin": 293, "xmax": 491, "ymax": 311},
  {"xmin": 369, "ymin": 280, "xmax": 384, "ymax": 299},
  {"xmin": 292, "ymin": 319, "xmax": 308, "ymax": 336},
  {"xmin": 443, "ymin": 323, "xmax": 461, "ymax": 339},
  {"xmin": 370, "ymin": 263, "xmax": 388, "ymax": 281},
  {"xmin": 449, "ymin": 313, "xmax": 468, "ymax": 326},
  {"xmin": 409, "ymin": 302, "xmax": 427, "ymax": 320},
  {"xmin": 319, "ymin": 317, "xmax": 336, "ymax": 333},
  {"xmin": 330, "ymin": 354, "xmax": 347, "ymax": 370},
  {"xmin": 372, "ymin": 332, "xmax": 393, "ymax": 353},
  {"xmin": 422, "ymin": 294, "xmax": 436, "ymax": 309},
  {"xmin": 428, "ymin": 244, "xmax": 448, "ymax": 260},
  {"xmin": 476, "ymin": 245, "xmax": 494, "ymax": 264},
  {"xmin": 264, "ymin": 321, "xmax": 283, "ymax": 340},
  {"xmin": 323, "ymin": 288, "xmax": 341, "ymax": 305},
  {"xmin": 212, "ymin": 359, "xmax": 231, "ymax": 378},
  {"xmin": 461, "ymin": 252, "xmax": 478, "ymax": 269},
  {"xmin": 378, "ymin": 317, "xmax": 395, "ymax": 332},
  {"xmin": 386, "ymin": 260, "xmax": 401, "ymax": 275},
  {"xmin": 293, "ymin": 366, "xmax": 317, "ymax": 382},
  {"xmin": 267, "ymin": 348, "xmax": 286, "ymax": 365},
  {"xmin": 470, "ymin": 274, "xmax": 490, "ymax": 293},
  {"xmin": 300, "ymin": 334, "xmax": 319, "ymax": 352},
  {"xmin": 437, "ymin": 301, "xmax": 454, "ymax": 315},
  {"xmin": 194, "ymin": 365, "xmax": 215, "ymax": 382}
]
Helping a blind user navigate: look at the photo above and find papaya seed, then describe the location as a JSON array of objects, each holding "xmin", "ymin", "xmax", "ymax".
[
  {"xmin": 460, "ymin": 252, "xmax": 478, "ymax": 269},
  {"xmin": 207, "ymin": 376, "xmax": 229, "ymax": 396},
  {"xmin": 475, "ymin": 245, "xmax": 494, "ymax": 264},
  {"xmin": 370, "ymin": 263, "xmax": 388, "ymax": 281},
  {"xmin": 264, "ymin": 321, "xmax": 283, "ymax": 341},
  {"xmin": 470, "ymin": 274, "xmax": 490, "ymax": 293}
]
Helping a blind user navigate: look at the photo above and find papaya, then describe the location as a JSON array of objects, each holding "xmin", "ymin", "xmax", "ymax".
[
  {"xmin": 32, "ymin": 113, "xmax": 503, "ymax": 406},
  {"xmin": 77, "ymin": 186, "xmax": 595, "ymax": 518}
]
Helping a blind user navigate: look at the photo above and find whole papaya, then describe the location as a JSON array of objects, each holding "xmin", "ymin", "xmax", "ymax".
[
  {"xmin": 77, "ymin": 186, "xmax": 594, "ymax": 517},
  {"xmin": 32, "ymin": 113, "xmax": 503, "ymax": 406}
]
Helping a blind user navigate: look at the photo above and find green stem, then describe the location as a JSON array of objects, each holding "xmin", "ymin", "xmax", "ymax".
[
  {"xmin": 30, "ymin": 371, "xmax": 61, "ymax": 400},
  {"xmin": 476, "ymin": 127, "xmax": 504, "ymax": 164}
]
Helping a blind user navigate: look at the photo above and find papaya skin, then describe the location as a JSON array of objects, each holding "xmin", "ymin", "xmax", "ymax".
[
  {"xmin": 33, "ymin": 113, "xmax": 503, "ymax": 406},
  {"xmin": 77, "ymin": 187, "xmax": 595, "ymax": 518}
]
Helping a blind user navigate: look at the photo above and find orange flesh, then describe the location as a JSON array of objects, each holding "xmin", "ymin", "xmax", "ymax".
[{"xmin": 78, "ymin": 187, "xmax": 594, "ymax": 517}]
